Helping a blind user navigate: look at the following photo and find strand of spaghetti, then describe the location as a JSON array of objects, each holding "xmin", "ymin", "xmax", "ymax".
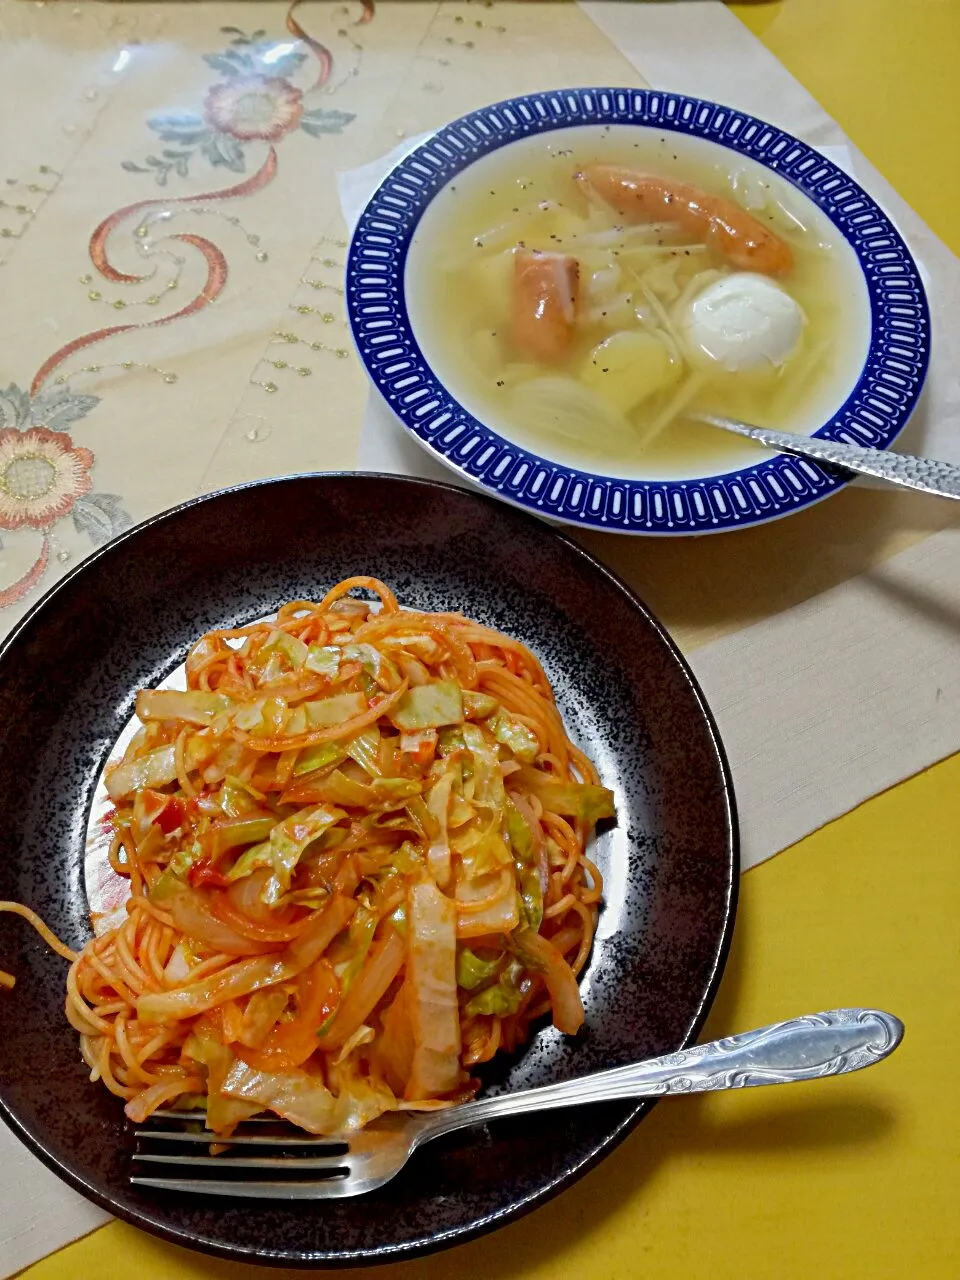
[
  {"xmin": 542, "ymin": 812, "xmax": 582, "ymax": 887},
  {"xmin": 286, "ymin": 0, "xmax": 333, "ymax": 91},
  {"xmin": 206, "ymin": 621, "xmax": 274, "ymax": 644},
  {"xmin": 0, "ymin": 902, "xmax": 79, "ymax": 962},
  {"xmin": 534, "ymin": 751, "xmax": 565, "ymax": 777},
  {"xmin": 110, "ymin": 930, "xmax": 150, "ymax": 995},
  {"xmin": 174, "ymin": 727, "xmax": 197, "ymax": 797},
  {"xmin": 141, "ymin": 919, "xmax": 170, "ymax": 988},
  {"xmin": 476, "ymin": 661, "xmax": 560, "ymax": 718},
  {"xmin": 354, "ymin": 610, "xmax": 454, "ymax": 637},
  {"xmin": 290, "ymin": 616, "xmax": 329, "ymax": 647},
  {"xmin": 276, "ymin": 600, "xmax": 326, "ymax": 619},
  {"xmin": 108, "ymin": 831, "xmax": 130, "ymax": 878},
  {"xmin": 78, "ymin": 1034, "xmax": 101, "ymax": 1077},
  {"xmin": 196, "ymin": 658, "xmax": 226, "ymax": 692},
  {"xmin": 155, "ymin": 923, "xmax": 177, "ymax": 969},
  {"xmin": 115, "ymin": 1014, "xmax": 157, "ymax": 1086},
  {"xmin": 31, "ymin": 233, "xmax": 229, "ymax": 392},
  {"xmin": 66, "ymin": 998, "xmax": 105, "ymax": 1040},
  {"xmin": 569, "ymin": 743, "xmax": 601, "ymax": 784},
  {"xmin": 577, "ymin": 855, "xmax": 604, "ymax": 905},
  {"xmin": 78, "ymin": 946, "xmax": 123, "ymax": 998},
  {"xmin": 241, "ymin": 679, "xmax": 409, "ymax": 752},
  {"xmin": 127, "ymin": 915, "xmax": 157, "ymax": 987},
  {"xmin": 125, "ymin": 1026, "xmax": 184, "ymax": 1072},
  {"xmin": 73, "ymin": 953, "xmax": 120, "ymax": 998},
  {"xmin": 471, "ymin": 658, "xmax": 552, "ymax": 706},
  {"xmin": 126, "ymin": 895, "xmax": 175, "ymax": 929},
  {"xmin": 81, "ymin": 944, "xmax": 138, "ymax": 1005},
  {"xmin": 276, "ymin": 601, "xmax": 330, "ymax": 630},
  {"xmin": 135, "ymin": 1027, "xmax": 183, "ymax": 1066},
  {"xmin": 462, "ymin": 1015, "xmax": 501, "ymax": 1066},
  {"xmin": 90, "ymin": 1000, "xmax": 128, "ymax": 1018},
  {"xmin": 318, "ymin": 576, "xmax": 399, "ymax": 613},
  {"xmin": 543, "ymin": 810, "xmax": 578, "ymax": 850},
  {"xmin": 125, "ymin": 1074, "xmax": 203, "ymax": 1121},
  {"xmin": 171, "ymin": 951, "xmax": 233, "ymax": 984},
  {"xmin": 125, "ymin": 832, "xmax": 146, "ymax": 899},
  {"xmin": 478, "ymin": 669, "xmax": 569, "ymax": 758},
  {"xmin": 453, "ymin": 624, "xmax": 551, "ymax": 681},
  {"xmin": 97, "ymin": 1036, "xmax": 137, "ymax": 1099},
  {"xmin": 563, "ymin": 900, "xmax": 596, "ymax": 976},
  {"xmin": 441, "ymin": 625, "xmax": 478, "ymax": 688},
  {"xmin": 272, "ymin": 614, "xmax": 328, "ymax": 641},
  {"xmin": 231, "ymin": 652, "xmax": 257, "ymax": 689},
  {"xmin": 543, "ymin": 892, "xmax": 578, "ymax": 921},
  {"xmin": 90, "ymin": 148, "xmax": 278, "ymax": 284},
  {"xmin": 66, "ymin": 966, "xmax": 113, "ymax": 1035}
]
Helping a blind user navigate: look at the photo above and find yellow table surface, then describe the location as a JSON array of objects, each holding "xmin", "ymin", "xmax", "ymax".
[{"xmin": 25, "ymin": 2, "xmax": 960, "ymax": 1277}]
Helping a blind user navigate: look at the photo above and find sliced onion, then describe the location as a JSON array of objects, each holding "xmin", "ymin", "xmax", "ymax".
[
  {"xmin": 508, "ymin": 377, "xmax": 636, "ymax": 451},
  {"xmin": 169, "ymin": 888, "xmax": 276, "ymax": 957},
  {"xmin": 226, "ymin": 869, "xmax": 279, "ymax": 923}
]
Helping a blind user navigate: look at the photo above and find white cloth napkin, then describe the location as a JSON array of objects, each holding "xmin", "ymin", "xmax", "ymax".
[
  {"xmin": 0, "ymin": 1141, "xmax": 107, "ymax": 1274},
  {"xmin": 345, "ymin": 4, "xmax": 960, "ymax": 873}
]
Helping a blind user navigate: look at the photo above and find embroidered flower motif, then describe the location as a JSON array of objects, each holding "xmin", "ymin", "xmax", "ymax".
[
  {"xmin": 0, "ymin": 426, "xmax": 94, "ymax": 531},
  {"xmin": 0, "ymin": 383, "xmax": 133, "ymax": 610},
  {"xmin": 204, "ymin": 75, "xmax": 304, "ymax": 142},
  {"xmin": 124, "ymin": 28, "xmax": 356, "ymax": 183}
]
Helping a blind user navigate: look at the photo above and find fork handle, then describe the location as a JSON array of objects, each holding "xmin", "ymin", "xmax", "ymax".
[{"xmin": 423, "ymin": 1009, "xmax": 903, "ymax": 1138}]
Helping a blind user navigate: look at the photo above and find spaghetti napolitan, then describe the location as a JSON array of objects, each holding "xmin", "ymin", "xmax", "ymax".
[{"xmin": 1, "ymin": 579, "xmax": 611, "ymax": 1135}]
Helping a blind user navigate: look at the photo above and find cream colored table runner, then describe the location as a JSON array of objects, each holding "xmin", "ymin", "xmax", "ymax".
[{"xmin": 0, "ymin": 2, "xmax": 957, "ymax": 1273}]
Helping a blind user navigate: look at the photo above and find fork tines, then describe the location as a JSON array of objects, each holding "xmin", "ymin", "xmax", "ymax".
[{"xmin": 130, "ymin": 1109, "xmax": 352, "ymax": 1199}]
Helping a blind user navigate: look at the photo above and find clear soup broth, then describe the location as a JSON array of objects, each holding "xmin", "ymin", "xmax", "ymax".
[{"xmin": 406, "ymin": 126, "xmax": 871, "ymax": 481}]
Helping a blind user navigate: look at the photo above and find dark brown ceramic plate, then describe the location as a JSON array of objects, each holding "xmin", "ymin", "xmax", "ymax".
[{"xmin": 0, "ymin": 474, "xmax": 737, "ymax": 1267}]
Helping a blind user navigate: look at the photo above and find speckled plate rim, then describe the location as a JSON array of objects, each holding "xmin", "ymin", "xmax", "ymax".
[
  {"xmin": 0, "ymin": 473, "xmax": 738, "ymax": 1267},
  {"xmin": 347, "ymin": 87, "xmax": 931, "ymax": 536}
]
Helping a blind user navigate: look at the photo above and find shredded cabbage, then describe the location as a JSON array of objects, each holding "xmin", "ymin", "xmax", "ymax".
[
  {"xmin": 225, "ymin": 804, "xmax": 344, "ymax": 893},
  {"xmin": 105, "ymin": 744, "xmax": 177, "ymax": 801},
  {"xmin": 390, "ymin": 681, "xmax": 464, "ymax": 731},
  {"xmin": 512, "ymin": 767, "xmax": 615, "ymax": 823},
  {"xmin": 456, "ymin": 948, "xmax": 503, "ymax": 990},
  {"xmin": 85, "ymin": 581, "xmax": 612, "ymax": 1137}
]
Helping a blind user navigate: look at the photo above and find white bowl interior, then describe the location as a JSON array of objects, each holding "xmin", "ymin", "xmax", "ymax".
[{"xmin": 404, "ymin": 123, "xmax": 872, "ymax": 483}]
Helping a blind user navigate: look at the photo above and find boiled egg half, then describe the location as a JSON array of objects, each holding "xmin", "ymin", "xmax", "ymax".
[{"xmin": 681, "ymin": 272, "xmax": 806, "ymax": 373}]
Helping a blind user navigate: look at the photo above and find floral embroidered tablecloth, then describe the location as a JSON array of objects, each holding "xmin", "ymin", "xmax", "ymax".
[{"xmin": 0, "ymin": 0, "xmax": 646, "ymax": 631}]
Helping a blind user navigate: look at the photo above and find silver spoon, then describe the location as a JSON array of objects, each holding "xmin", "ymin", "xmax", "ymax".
[{"xmin": 693, "ymin": 413, "xmax": 960, "ymax": 501}]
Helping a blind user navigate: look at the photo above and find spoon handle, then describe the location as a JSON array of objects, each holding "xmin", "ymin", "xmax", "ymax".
[{"xmin": 696, "ymin": 414, "xmax": 960, "ymax": 501}]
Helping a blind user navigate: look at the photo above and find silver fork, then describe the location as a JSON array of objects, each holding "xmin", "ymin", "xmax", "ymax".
[{"xmin": 131, "ymin": 1007, "xmax": 902, "ymax": 1199}]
